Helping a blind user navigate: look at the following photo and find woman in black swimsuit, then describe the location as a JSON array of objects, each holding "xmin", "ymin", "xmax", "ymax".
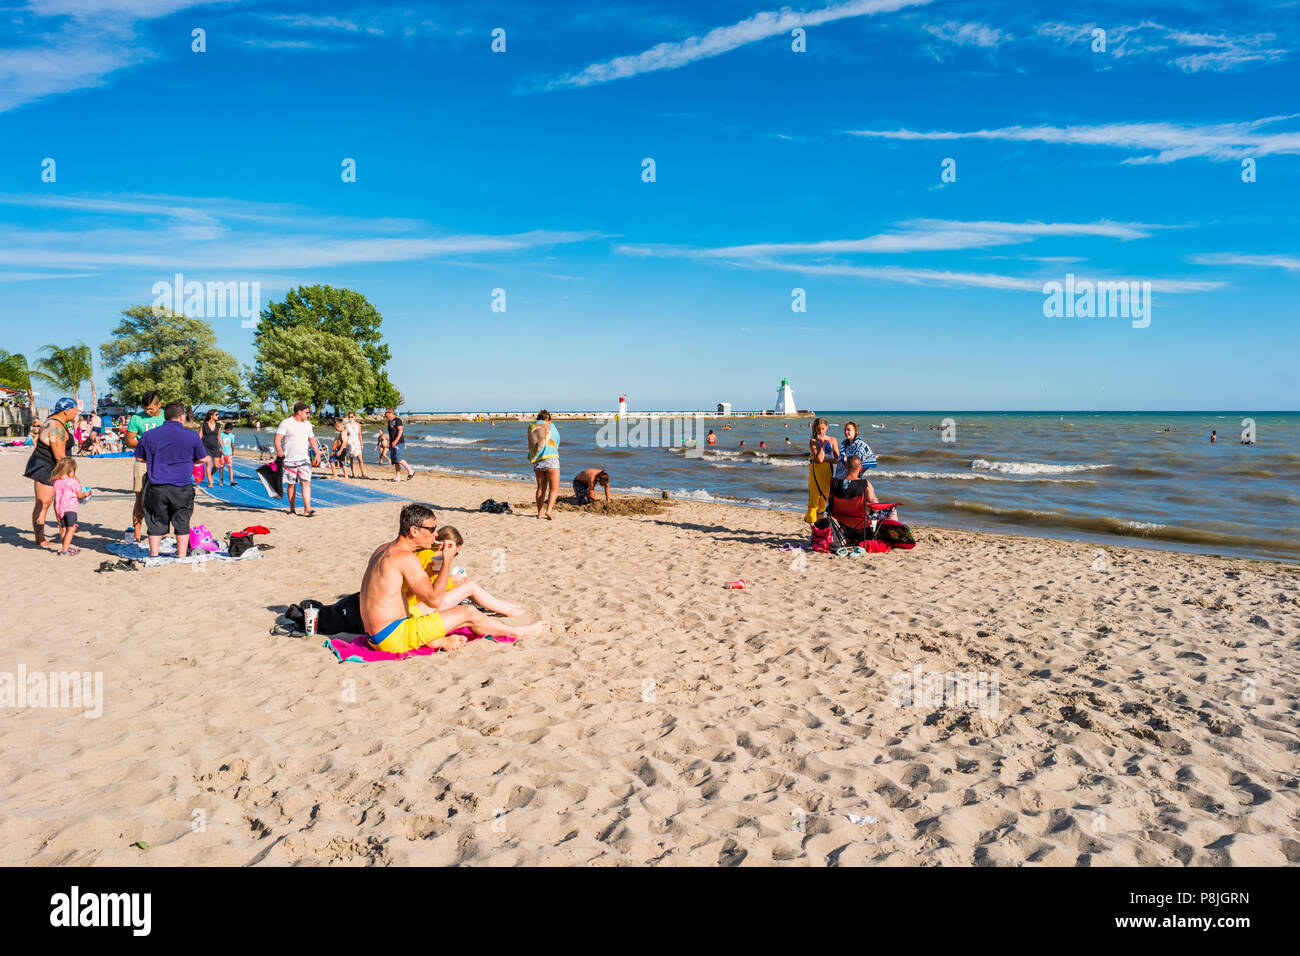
[
  {"xmin": 200, "ymin": 409, "xmax": 223, "ymax": 488},
  {"xmin": 24, "ymin": 397, "xmax": 79, "ymax": 547}
]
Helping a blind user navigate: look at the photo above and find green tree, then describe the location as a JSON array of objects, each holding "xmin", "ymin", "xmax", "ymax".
[
  {"xmin": 0, "ymin": 351, "xmax": 35, "ymax": 406},
  {"xmin": 256, "ymin": 285, "xmax": 394, "ymax": 408},
  {"xmin": 100, "ymin": 306, "xmax": 242, "ymax": 411},
  {"xmin": 249, "ymin": 325, "xmax": 375, "ymax": 415},
  {"xmin": 32, "ymin": 342, "xmax": 95, "ymax": 408},
  {"xmin": 369, "ymin": 372, "xmax": 402, "ymax": 413}
]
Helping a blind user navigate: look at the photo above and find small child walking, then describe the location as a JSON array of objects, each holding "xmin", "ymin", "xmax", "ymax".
[
  {"xmin": 50, "ymin": 457, "xmax": 91, "ymax": 556},
  {"xmin": 218, "ymin": 423, "xmax": 237, "ymax": 486}
]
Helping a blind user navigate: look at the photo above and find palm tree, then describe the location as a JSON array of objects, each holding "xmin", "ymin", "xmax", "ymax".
[
  {"xmin": 32, "ymin": 343, "xmax": 95, "ymax": 409},
  {"xmin": 0, "ymin": 350, "xmax": 35, "ymax": 406}
]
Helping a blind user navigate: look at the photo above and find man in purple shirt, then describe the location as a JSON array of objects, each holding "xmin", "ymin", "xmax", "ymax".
[{"xmin": 134, "ymin": 402, "xmax": 210, "ymax": 557}]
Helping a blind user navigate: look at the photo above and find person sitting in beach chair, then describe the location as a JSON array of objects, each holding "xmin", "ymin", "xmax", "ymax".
[{"xmin": 828, "ymin": 456, "xmax": 899, "ymax": 549}]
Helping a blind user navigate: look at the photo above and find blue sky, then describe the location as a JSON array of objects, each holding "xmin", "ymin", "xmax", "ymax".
[{"xmin": 0, "ymin": 0, "xmax": 1296, "ymax": 411}]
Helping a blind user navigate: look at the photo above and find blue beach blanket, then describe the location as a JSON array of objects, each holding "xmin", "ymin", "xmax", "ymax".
[{"xmin": 200, "ymin": 459, "xmax": 408, "ymax": 510}]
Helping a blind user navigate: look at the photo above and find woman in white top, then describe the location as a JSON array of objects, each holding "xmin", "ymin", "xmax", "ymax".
[{"xmin": 343, "ymin": 411, "xmax": 368, "ymax": 479}]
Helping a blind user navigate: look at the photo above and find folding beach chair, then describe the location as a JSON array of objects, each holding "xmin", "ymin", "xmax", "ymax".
[
  {"xmin": 827, "ymin": 478, "xmax": 899, "ymax": 552},
  {"xmin": 253, "ymin": 432, "xmax": 274, "ymax": 461}
]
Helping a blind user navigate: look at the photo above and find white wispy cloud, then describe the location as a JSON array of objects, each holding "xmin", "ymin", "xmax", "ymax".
[
  {"xmin": 620, "ymin": 219, "xmax": 1154, "ymax": 259},
  {"xmin": 709, "ymin": 258, "xmax": 1220, "ymax": 294},
  {"xmin": 242, "ymin": 38, "xmax": 362, "ymax": 52},
  {"xmin": 1, "ymin": 1, "xmax": 238, "ymax": 113},
  {"xmin": 846, "ymin": 116, "xmax": 1300, "ymax": 163},
  {"xmin": 266, "ymin": 14, "xmax": 361, "ymax": 32},
  {"xmin": 922, "ymin": 21, "xmax": 1011, "ymax": 49},
  {"xmin": 1192, "ymin": 253, "xmax": 1300, "ymax": 272},
  {"xmin": 617, "ymin": 218, "xmax": 1219, "ymax": 293},
  {"xmin": 1035, "ymin": 20, "xmax": 1288, "ymax": 73},
  {"xmin": 545, "ymin": 0, "xmax": 933, "ymax": 89},
  {"xmin": 0, "ymin": 192, "xmax": 597, "ymax": 272}
]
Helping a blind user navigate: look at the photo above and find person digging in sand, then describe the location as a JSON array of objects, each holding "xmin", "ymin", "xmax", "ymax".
[
  {"xmin": 360, "ymin": 504, "xmax": 549, "ymax": 653},
  {"xmin": 571, "ymin": 468, "xmax": 610, "ymax": 505}
]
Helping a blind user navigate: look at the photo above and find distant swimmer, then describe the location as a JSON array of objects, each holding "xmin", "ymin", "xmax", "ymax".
[
  {"xmin": 706, "ymin": 430, "xmax": 716, "ymax": 445},
  {"xmin": 723, "ymin": 424, "xmax": 731, "ymax": 430},
  {"xmin": 785, "ymin": 437, "xmax": 792, "ymax": 445},
  {"xmin": 759, "ymin": 441, "xmax": 767, "ymax": 448},
  {"xmin": 1211, "ymin": 430, "xmax": 1217, "ymax": 443},
  {"xmin": 739, "ymin": 440, "xmax": 745, "ymax": 447}
]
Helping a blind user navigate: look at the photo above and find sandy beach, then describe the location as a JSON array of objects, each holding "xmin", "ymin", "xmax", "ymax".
[{"xmin": 1, "ymin": 450, "xmax": 1297, "ymax": 867}]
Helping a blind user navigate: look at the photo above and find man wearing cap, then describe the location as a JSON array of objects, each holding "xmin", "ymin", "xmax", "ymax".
[
  {"xmin": 135, "ymin": 401, "xmax": 210, "ymax": 558},
  {"xmin": 24, "ymin": 397, "xmax": 80, "ymax": 547}
]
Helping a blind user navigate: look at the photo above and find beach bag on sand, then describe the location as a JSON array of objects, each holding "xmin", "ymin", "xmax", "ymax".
[
  {"xmin": 810, "ymin": 520, "xmax": 833, "ymax": 553},
  {"xmin": 318, "ymin": 592, "xmax": 363, "ymax": 634},
  {"xmin": 478, "ymin": 498, "xmax": 512, "ymax": 514},
  {"xmin": 188, "ymin": 524, "xmax": 218, "ymax": 552},
  {"xmin": 874, "ymin": 519, "xmax": 916, "ymax": 549},
  {"xmin": 227, "ymin": 531, "xmax": 256, "ymax": 557},
  {"xmin": 286, "ymin": 594, "xmax": 362, "ymax": 635}
]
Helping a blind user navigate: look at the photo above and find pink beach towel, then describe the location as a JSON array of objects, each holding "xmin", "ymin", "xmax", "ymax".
[{"xmin": 323, "ymin": 626, "xmax": 516, "ymax": 663}]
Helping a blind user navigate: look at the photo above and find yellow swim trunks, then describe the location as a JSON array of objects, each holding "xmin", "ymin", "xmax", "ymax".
[{"xmin": 369, "ymin": 611, "xmax": 447, "ymax": 653}]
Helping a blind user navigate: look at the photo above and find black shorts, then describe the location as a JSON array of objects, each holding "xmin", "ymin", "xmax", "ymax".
[
  {"xmin": 572, "ymin": 478, "xmax": 592, "ymax": 504},
  {"xmin": 58, "ymin": 511, "xmax": 78, "ymax": 529},
  {"xmin": 143, "ymin": 483, "xmax": 196, "ymax": 536}
]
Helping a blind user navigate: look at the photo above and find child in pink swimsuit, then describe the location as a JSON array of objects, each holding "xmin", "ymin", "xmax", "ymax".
[{"xmin": 50, "ymin": 457, "xmax": 91, "ymax": 555}]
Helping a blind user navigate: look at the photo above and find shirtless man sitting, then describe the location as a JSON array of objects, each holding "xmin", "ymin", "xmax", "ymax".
[{"xmin": 360, "ymin": 503, "xmax": 548, "ymax": 653}]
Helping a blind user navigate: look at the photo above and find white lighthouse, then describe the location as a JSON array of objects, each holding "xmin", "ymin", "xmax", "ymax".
[
  {"xmin": 617, "ymin": 394, "xmax": 627, "ymax": 418},
  {"xmin": 774, "ymin": 378, "xmax": 796, "ymax": 415}
]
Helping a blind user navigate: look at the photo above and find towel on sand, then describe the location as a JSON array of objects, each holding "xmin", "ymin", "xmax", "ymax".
[
  {"xmin": 323, "ymin": 627, "xmax": 516, "ymax": 662},
  {"xmin": 107, "ymin": 537, "xmax": 261, "ymax": 568}
]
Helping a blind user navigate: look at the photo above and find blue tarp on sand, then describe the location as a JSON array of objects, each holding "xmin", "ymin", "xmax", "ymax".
[{"xmin": 199, "ymin": 458, "xmax": 409, "ymax": 510}]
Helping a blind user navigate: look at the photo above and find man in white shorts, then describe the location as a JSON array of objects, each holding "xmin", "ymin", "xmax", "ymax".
[{"xmin": 275, "ymin": 402, "xmax": 322, "ymax": 517}]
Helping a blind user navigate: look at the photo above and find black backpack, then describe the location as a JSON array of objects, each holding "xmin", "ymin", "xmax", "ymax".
[{"xmin": 284, "ymin": 593, "xmax": 363, "ymax": 635}]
